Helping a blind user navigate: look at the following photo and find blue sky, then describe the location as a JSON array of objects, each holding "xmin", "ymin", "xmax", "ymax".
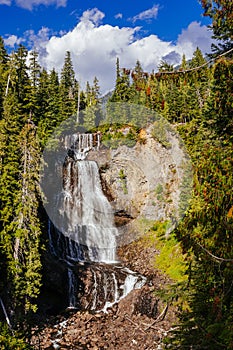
[{"xmin": 0, "ymin": 0, "xmax": 213, "ymax": 92}]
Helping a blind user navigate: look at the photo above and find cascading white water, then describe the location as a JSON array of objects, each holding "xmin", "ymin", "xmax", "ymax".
[
  {"xmin": 101, "ymin": 269, "xmax": 146, "ymax": 313},
  {"xmin": 64, "ymin": 133, "xmax": 100, "ymax": 160},
  {"xmin": 48, "ymin": 133, "xmax": 146, "ymax": 310},
  {"xmin": 61, "ymin": 159, "xmax": 118, "ymax": 263}
]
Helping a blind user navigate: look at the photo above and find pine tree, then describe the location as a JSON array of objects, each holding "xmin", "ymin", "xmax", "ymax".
[
  {"xmin": 205, "ymin": 57, "xmax": 233, "ymax": 139},
  {"xmin": 11, "ymin": 122, "xmax": 42, "ymax": 314},
  {"xmin": 169, "ymin": 53, "xmax": 233, "ymax": 350},
  {"xmin": 83, "ymin": 78, "xmax": 102, "ymax": 130},
  {"xmin": 158, "ymin": 60, "xmax": 174, "ymax": 72},
  {"xmin": 37, "ymin": 68, "xmax": 65, "ymax": 145},
  {"xmin": 181, "ymin": 54, "xmax": 187, "ymax": 70},
  {"xmin": 14, "ymin": 45, "xmax": 31, "ymax": 113},
  {"xmin": 131, "ymin": 60, "xmax": 147, "ymax": 105},
  {"xmin": 0, "ymin": 45, "xmax": 42, "ymax": 318},
  {"xmin": 189, "ymin": 48, "xmax": 211, "ymax": 114},
  {"xmin": 59, "ymin": 51, "xmax": 77, "ymax": 119},
  {"xmin": 110, "ymin": 58, "xmax": 133, "ymax": 103},
  {"xmin": 0, "ymin": 71, "xmax": 25, "ymax": 313},
  {"xmin": 28, "ymin": 50, "xmax": 41, "ymax": 124},
  {"xmin": 0, "ymin": 36, "xmax": 8, "ymax": 119},
  {"xmin": 201, "ymin": 0, "xmax": 233, "ymax": 55}
]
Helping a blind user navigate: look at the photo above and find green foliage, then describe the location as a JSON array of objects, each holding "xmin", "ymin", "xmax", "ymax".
[
  {"xmin": 155, "ymin": 183, "xmax": 164, "ymax": 201},
  {"xmin": 171, "ymin": 123, "xmax": 233, "ymax": 348},
  {"xmin": 155, "ymin": 234, "xmax": 187, "ymax": 283},
  {"xmin": 0, "ymin": 323, "xmax": 31, "ymax": 349},
  {"xmin": 59, "ymin": 51, "xmax": 78, "ymax": 119},
  {"xmin": 110, "ymin": 58, "xmax": 133, "ymax": 102},
  {"xmin": 178, "ymin": 160, "xmax": 193, "ymax": 218},
  {"xmin": 150, "ymin": 223, "xmax": 188, "ymax": 283},
  {"xmin": 100, "ymin": 124, "xmax": 138, "ymax": 149},
  {"xmin": 201, "ymin": 0, "xmax": 233, "ymax": 55},
  {"xmin": 205, "ymin": 57, "xmax": 233, "ymax": 139},
  {"xmin": 119, "ymin": 169, "xmax": 128, "ymax": 194},
  {"xmin": 151, "ymin": 119, "xmax": 171, "ymax": 148}
]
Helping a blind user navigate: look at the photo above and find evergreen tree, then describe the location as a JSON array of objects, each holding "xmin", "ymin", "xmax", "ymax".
[
  {"xmin": 0, "ymin": 44, "xmax": 42, "ymax": 320},
  {"xmin": 83, "ymin": 78, "xmax": 102, "ymax": 130},
  {"xmin": 158, "ymin": 60, "xmax": 174, "ymax": 72},
  {"xmin": 14, "ymin": 45, "xmax": 31, "ymax": 113},
  {"xmin": 59, "ymin": 51, "xmax": 77, "ymax": 119},
  {"xmin": 37, "ymin": 68, "xmax": 67, "ymax": 145},
  {"xmin": 147, "ymin": 75, "xmax": 164, "ymax": 113},
  {"xmin": 181, "ymin": 54, "xmax": 187, "ymax": 70},
  {"xmin": 131, "ymin": 60, "xmax": 147, "ymax": 105},
  {"xmin": 110, "ymin": 58, "xmax": 133, "ymax": 103},
  {"xmin": 201, "ymin": 0, "xmax": 233, "ymax": 55},
  {"xmin": 11, "ymin": 122, "xmax": 42, "ymax": 314},
  {"xmin": 0, "ymin": 36, "xmax": 8, "ymax": 119},
  {"xmin": 28, "ymin": 50, "xmax": 41, "ymax": 124},
  {"xmin": 205, "ymin": 57, "xmax": 233, "ymax": 139},
  {"xmin": 190, "ymin": 48, "xmax": 210, "ymax": 105},
  {"xmin": 0, "ymin": 67, "xmax": 26, "ymax": 314},
  {"xmin": 169, "ymin": 54, "xmax": 233, "ymax": 350}
]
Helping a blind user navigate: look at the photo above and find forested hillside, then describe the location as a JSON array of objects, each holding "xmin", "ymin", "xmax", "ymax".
[{"xmin": 0, "ymin": 0, "xmax": 233, "ymax": 348}]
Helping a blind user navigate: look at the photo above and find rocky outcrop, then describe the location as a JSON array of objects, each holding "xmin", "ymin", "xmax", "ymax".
[
  {"xmin": 88, "ymin": 125, "xmax": 191, "ymax": 245},
  {"xmin": 72, "ymin": 263, "xmax": 145, "ymax": 312}
]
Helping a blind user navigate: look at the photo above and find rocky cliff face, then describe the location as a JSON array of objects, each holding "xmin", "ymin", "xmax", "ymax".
[{"xmin": 88, "ymin": 125, "xmax": 191, "ymax": 246}]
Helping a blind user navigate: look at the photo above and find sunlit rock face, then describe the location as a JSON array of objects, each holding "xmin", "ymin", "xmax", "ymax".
[{"xmin": 88, "ymin": 125, "xmax": 191, "ymax": 243}]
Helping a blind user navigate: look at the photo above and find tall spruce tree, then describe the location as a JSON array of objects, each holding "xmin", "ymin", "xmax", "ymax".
[
  {"xmin": 59, "ymin": 51, "xmax": 77, "ymax": 119},
  {"xmin": 205, "ymin": 57, "xmax": 233, "ymax": 139},
  {"xmin": 110, "ymin": 58, "xmax": 132, "ymax": 103},
  {"xmin": 12, "ymin": 122, "xmax": 42, "ymax": 314},
  {"xmin": 83, "ymin": 77, "xmax": 102, "ymax": 130},
  {"xmin": 28, "ymin": 50, "xmax": 41, "ymax": 124},
  {"xmin": 0, "ymin": 45, "xmax": 42, "ymax": 319},
  {"xmin": 201, "ymin": 0, "xmax": 233, "ymax": 55},
  {"xmin": 0, "ymin": 36, "xmax": 8, "ymax": 119}
]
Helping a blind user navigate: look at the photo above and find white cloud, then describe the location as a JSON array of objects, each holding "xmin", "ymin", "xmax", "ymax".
[
  {"xmin": 2, "ymin": 0, "xmax": 67, "ymax": 10},
  {"xmin": 115, "ymin": 13, "xmax": 123, "ymax": 19},
  {"xmin": 39, "ymin": 17, "xmax": 141, "ymax": 93},
  {"xmin": 24, "ymin": 27, "xmax": 52, "ymax": 57},
  {"xmin": 177, "ymin": 21, "xmax": 213, "ymax": 56},
  {"xmin": 4, "ymin": 34, "xmax": 22, "ymax": 47},
  {"xmin": 130, "ymin": 5, "xmax": 159, "ymax": 23},
  {"xmin": 80, "ymin": 8, "xmax": 105, "ymax": 25},
  {"xmin": 19, "ymin": 9, "xmax": 213, "ymax": 94},
  {"xmin": 0, "ymin": 0, "xmax": 11, "ymax": 5}
]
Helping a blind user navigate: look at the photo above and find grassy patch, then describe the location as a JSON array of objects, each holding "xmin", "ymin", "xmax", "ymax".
[
  {"xmin": 155, "ymin": 234, "xmax": 187, "ymax": 283},
  {"xmin": 144, "ymin": 221, "xmax": 188, "ymax": 284}
]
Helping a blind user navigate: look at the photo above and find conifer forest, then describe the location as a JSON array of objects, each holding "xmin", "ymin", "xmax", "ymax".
[{"xmin": 0, "ymin": 1, "xmax": 233, "ymax": 349}]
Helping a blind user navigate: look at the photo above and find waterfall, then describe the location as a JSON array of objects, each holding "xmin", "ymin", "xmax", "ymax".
[
  {"xmin": 60, "ymin": 159, "xmax": 118, "ymax": 263},
  {"xmin": 64, "ymin": 133, "xmax": 100, "ymax": 160},
  {"xmin": 47, "ymin": 133, "xmax": 145, "ymax": 311}
]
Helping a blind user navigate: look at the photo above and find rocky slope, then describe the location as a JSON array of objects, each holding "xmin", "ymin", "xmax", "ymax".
[{"xmin": 31, "ymin": 236, "xmax": 178, "ymax": 350}]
